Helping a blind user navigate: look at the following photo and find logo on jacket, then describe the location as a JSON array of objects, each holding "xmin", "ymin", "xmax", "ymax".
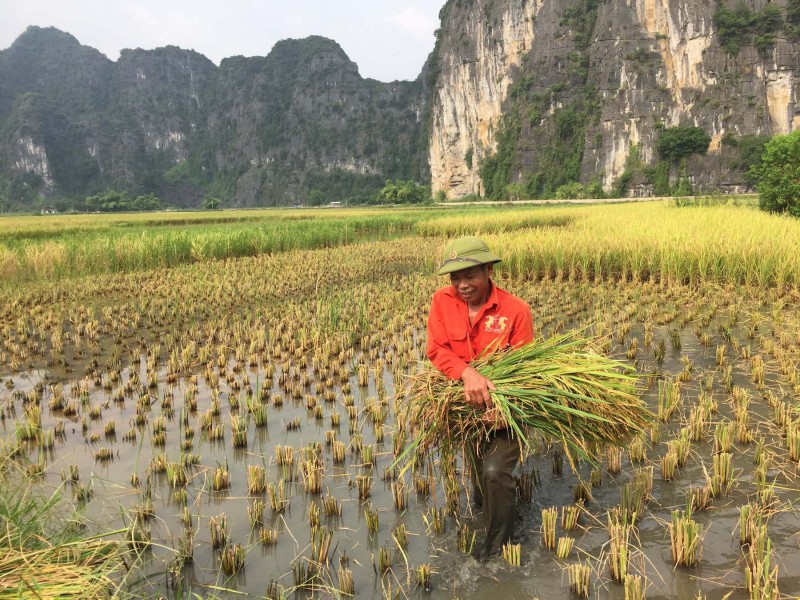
[{"xmin": 484, "ymin": 315, "xmax": 508, "ymax": 333}]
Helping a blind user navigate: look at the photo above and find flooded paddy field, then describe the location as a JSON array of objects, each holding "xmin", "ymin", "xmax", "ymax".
[{"xmin": 2, "ymin": 208, "xmax": 800, "ymax": 599}]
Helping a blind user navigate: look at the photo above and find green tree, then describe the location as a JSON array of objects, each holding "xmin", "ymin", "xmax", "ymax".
[
  {"xmin": 585, "ymin": 178, "xmax": 606, "ymax": 199},
  {"xmin": 555, "ymin": 182, "xmax": 587, "ymax": 200},
  {"xmin": 505, "ymin": 183, "xmax": 527, "ymax": 200},
  {"xmin": 752, "ymin": 130, "xmax": 800, "ymax": 216},
  {"xmin": 377, "ymin": 179, "xmax": 428, "ymax": 204},
  {"xmin": 132, "ymin": 193, "xmax": 161, "ymax": 211},
  {"xmin": 85, "ymin": 189, "xmax": 130, "ymax": 212},
  {"xmin": 395, "ymin": 181, "xmax": 416, "ymax": 202},
  {"xmin": 201, "ymin": 196, "xmax": 222, "ymax": 210},
  {"xmin": 307, "ymin": 189, "xmax": 325, "ymax": 206},
  {"xmin": 656, "ymin": 127, "xmax": 711, "ymax": 163}
]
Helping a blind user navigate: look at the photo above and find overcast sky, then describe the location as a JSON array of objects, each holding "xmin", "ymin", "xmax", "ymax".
[{"xmin": 0, "ymin": 0, "xmax": 443, "ymax": 82}]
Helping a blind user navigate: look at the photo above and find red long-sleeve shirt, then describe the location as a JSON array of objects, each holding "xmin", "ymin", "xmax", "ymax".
[{"xmin": 426, "ymin": 281, "xmax": 534, "ymax": 380}]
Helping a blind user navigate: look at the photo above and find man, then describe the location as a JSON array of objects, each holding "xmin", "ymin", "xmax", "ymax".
[{"xmin": 426, "ymin": 235, "xmax": 534, "ymax": 557}]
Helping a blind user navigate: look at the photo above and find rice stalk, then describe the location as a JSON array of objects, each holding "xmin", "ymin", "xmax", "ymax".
[
  {"xmin": 561, "ymin": 503, "xmax": 582, "ymax": 530},
  {"xmin": 556, "ymin": 536, "xmax": 574, "ymax": 559},
  {"xmin": 744, "ymin": 526, "xmax": 779, "ymax": 600},
  {"xmin": 0, "ymin": 536, "xmax": 123, "ymax": 599},
  {"xmin": 415, "ymin": 563, "xmax": 431, "ymax": 591},
  {"xmin": 669, "ymin": 506, "xmax": 703, "ymax": 567},
  {"xmin": 624, "ymin": 574, "xmax": 646, "ymax": 600},
  {"xmin": 608, "ymin": 512, "xmax": 633, "ymax": 583},
  {"xmin": 568, "ymin": 561, "xmax": 591, "ymax": 599},
  {"xmin": 541, "ymin": 507, "xmax": 558, "ymax": 550},
  {"xmin": 401, "ymin": 331, "xmax": 651, "ymax": 478},
  {"xmin": 502, "ymin": 542, "xmax": 521, "ymax": 566},
  {"xmin": 457, "ymin": 523, "xmax": 476, "ymax": 554}
]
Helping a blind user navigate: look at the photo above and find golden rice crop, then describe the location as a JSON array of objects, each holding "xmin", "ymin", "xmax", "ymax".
[
  {"xmin": 426, "ymin": 202, "xmax": 800, "ymax": 288},
  {"xmin": 2, "ymin": 201, "xmax": 800, "ymax": 599},
  {"xmin": 401, "ymin": 330, "xmax": 652, "ymax": 472},
  {"xmin": 501, "ymin": 203, "xmax": 800, "ymax": 287},
  {"xmin": 0, "ymin": 538, "xmax": 122, "ymax": 599}
]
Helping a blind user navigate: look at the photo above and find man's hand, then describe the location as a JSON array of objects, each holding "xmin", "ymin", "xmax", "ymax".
[{"xmin": 460, "ymin": 366, "xmax": 496, "ymax": 408}]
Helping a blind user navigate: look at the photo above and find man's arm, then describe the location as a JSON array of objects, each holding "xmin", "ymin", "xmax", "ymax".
[
  {"xmin": 426, "ymin": 295, "xmax": 494, "ymax": 408},
  {"xmin": 426, "ymin": 297, "xmax": 469, "ymax": 380}
]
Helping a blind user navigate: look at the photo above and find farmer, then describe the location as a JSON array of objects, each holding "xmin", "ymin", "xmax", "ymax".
[{"xmin": 426, "ymin": 235, "xmax": 534, "ymax": 557}]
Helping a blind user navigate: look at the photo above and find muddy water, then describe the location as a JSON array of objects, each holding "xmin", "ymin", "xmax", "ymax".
[{"xmin": 3, "ymin": 287, "xmax": 800, "ymax": 599}]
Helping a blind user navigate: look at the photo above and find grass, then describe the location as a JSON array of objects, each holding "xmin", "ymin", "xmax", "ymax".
[{"xmin": 0, "ymin": 455, "xmax": 125, "ymax": 599}]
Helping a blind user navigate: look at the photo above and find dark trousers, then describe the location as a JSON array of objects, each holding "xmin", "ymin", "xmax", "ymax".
[{"xmin": 470, "ymin": 430, "xmax": 520, "ymax": 555}]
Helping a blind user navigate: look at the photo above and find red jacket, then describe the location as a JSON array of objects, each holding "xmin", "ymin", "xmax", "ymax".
[{"xmin": 426, "ymin": 281, "xmax": 534, "ymax": 380}]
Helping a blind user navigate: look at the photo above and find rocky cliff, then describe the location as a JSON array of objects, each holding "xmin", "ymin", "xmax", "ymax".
[
  {"xmin": 0, "ymin": 27, "xmax": 426, "ymax": 208},
  {"xmin": 195, "ymin": 37, "xmax": 427, "ymax": 206},
  {"xmin": 3, "ymin": 2, "xmax": 800, "ymax": 209},
  {"xmin": 429, "ymin": 0, "xmax": 800, "ymax": 198}
]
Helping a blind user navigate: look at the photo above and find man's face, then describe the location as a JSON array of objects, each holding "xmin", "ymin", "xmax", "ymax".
[{"xmin": 449, "ymin": 264, "xmax": 492, "ymax": 306}]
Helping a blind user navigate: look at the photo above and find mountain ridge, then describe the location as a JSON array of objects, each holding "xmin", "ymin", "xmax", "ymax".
[
  {"xmin": 4, "ymin": 1, "xmax": 800, "ymax": 211},
  {"xmin": 0, "ymin": 26, "xmax": 427, "ymax": 209}
]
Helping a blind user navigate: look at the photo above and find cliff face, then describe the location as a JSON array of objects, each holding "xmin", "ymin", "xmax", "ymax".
[
  {"xmin": 110, "ymin": 46, "xmax": 215, "ymax": 168},
  {"xmin": 0, "ymin": 27, "xmax": 426, "ymax": 208},
  {"xmin": 197, "ymin": 37, "xmax": 425, "ymax": 206},
  {"xmin": 429, "ymin": 0, "xmax": 537, "ymax": 197},
  {"xmin": 0, "ymin": 28, "xmax": 110, "ymax": 202},
  {"xmin": 429, "ymin": 0, "xmax": 800, "ymax": 197},
  {"xmin": 4, "ymin": 3, "xmax": 800, "ymax": 208}
]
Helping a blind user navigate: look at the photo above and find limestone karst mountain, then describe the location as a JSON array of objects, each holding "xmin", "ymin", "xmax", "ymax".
[
  {"xmin": 429, "ymin": 0, "xmax": 800, "ymax": 199},
  {"xmin": 2, "ymin": 1, "xmax": 799, "ymax": 209},
  {"xmin": 0, "ymin": 27, "xmax": 427, "ymax": 208}
]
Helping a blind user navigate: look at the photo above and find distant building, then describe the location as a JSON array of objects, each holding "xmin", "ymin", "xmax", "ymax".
[
  {"xmin": 327, "ymin": 201, "xmax": 342, "ymax": 208},
  {"xmin": 40, "ymin": 206, "xmax": 58, "ymax": 214}
]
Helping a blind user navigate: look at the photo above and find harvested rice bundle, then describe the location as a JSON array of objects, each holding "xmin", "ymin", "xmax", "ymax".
[
  {"xmin": 401, "ymin": 330, "xmax": 652, "ymax": 472},
  {"xmin": 0, "ymin": 536, "xmax": 122, "ymax": 599}
]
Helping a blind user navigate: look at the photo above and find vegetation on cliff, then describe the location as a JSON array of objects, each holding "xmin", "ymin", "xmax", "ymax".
[
  {"xmin": 714, "ymin": 1, "xmax": 796, "ymax": 55},
  {"xmin": 478, "ymin": 0, "xmax": 602, "ymax": 200}
]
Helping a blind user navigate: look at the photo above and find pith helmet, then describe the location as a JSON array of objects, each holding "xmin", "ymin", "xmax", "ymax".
[{"xmin": 437, "ymin": 236, "xmax": 501, "ymax": 275}]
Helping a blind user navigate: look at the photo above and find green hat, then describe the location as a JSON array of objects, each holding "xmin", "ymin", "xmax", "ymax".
[{"xmin": 436, "ymin": 236, "xmax": 501, "ymax": 275}]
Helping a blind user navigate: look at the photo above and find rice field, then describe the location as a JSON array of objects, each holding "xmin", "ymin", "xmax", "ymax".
[{"xmin": 1, "ymin": 200, "xmax": 800, "ymax": 599}]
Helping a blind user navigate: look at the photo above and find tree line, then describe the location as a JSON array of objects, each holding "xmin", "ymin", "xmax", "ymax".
[{"xmin": 4, "ymin": 129, "xmax": 799, "ymax": 216}]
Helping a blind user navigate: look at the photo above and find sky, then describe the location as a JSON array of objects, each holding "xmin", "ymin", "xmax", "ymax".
[{"xmin": 0, "ymin": 0, "xmax": 443, "ymax": 82}]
